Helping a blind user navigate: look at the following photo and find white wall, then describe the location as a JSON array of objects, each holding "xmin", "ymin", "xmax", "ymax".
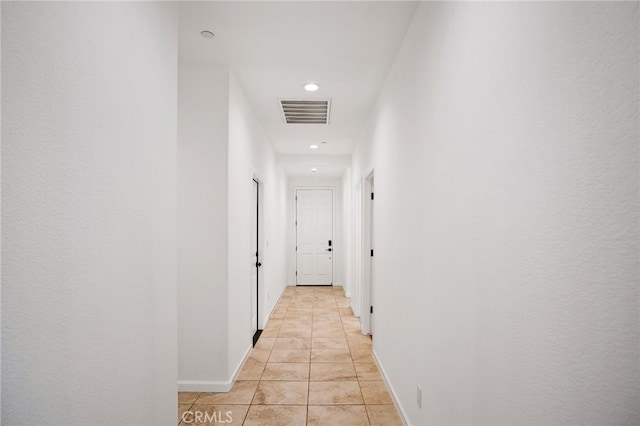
[
  {"xmin": 352, "ymin": 2, "xmax": 639, "ymax": 425},
  {"xmin": 178, "ymin": 64, "xmax": 230, "ymax": 388},
  {"xmin": 1, "ymin": 2, "xmax": 4, "ymax": 416},
  {"xmin": 342, "ymin": 169, "xmax": 353, "ymax": 298},
  {"xmin": 2, "ymin": 3, "xmax": 178, "ymax": 424},
  {"xmin": 227, "ymin": 72, "xmax": 288, "ymax": 376},
  {"xmin": 177, "ymin": 66, "xmax": 287, "ymax": 391},
  {"xmin": 286, "ymin": 177, "xmax": 344, "ymax": 287},
  {"xmin": 350, "ymin": 175, "xmax": 363, "ymax": 317}
]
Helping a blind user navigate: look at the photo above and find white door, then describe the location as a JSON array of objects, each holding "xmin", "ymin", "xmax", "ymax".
[
  {"xmin": 251, "ymin": 179, "xmax": 259, "ymax": 342},
  {"xmin": 296, "ymin": 189, "xmax": 333, "ymax": 285}
]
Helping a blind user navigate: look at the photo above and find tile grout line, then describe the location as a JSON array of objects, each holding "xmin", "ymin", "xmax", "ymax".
[
  {"xmin": 309, "ymin": 288, "xmax": 315, "ymax": 422},
  {"xmin": 178, "ymin": 287, "xmax": 400, "ymax": 425},
  {"xmin": 340, "ymin": 291, "xmax": 373, "ymax": 426},
  {"xmin": 306, "ymin": 287, "xmax": 317, "ymax": 425},
  {"xmin": 177, "ymin": 396, "xmax": 198, "ymax": 426}
]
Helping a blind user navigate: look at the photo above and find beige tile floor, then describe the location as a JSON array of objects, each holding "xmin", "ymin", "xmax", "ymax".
[{"xmin": 178, "ymin": 285, "xmax": 403, "ymax": 425}]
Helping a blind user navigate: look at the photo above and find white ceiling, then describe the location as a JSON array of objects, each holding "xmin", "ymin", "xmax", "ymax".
[
  {"xmin": 278, "ymin": 154, "xmax": 351, "ymax": 179},
  {"xmin": 179, "ymin": 1, "xmax": 417, "ymax": 158}
]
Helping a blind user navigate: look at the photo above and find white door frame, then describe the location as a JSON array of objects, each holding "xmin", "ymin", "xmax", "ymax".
[
  {"xmin": 294, "ymin": 187, "xmax": 335, "ymax": 286},
  {"xmin": 252, "ymin": 173, "xmax": 266, "ymax": 334},
  {"xmin": 361, "ymin": 170, "xmax": 374, "ymax": 335},
  {"xmin": 352, "ymin": 181, "xmax": 362, "ymax": 318}
]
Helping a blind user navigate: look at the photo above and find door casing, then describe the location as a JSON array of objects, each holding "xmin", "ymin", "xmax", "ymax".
[
  {"xmin": 361, "ymin": 170, "xmax": 374, "ymax": 335},
  {"xmin": 251, "ymin": 176, "xmax": 264, "ymax": 346}
]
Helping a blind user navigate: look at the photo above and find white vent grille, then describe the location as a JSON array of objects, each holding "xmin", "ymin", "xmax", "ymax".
[{"xmin": 280, "ymin": 99, "xmax": 330, "ymax": 124}]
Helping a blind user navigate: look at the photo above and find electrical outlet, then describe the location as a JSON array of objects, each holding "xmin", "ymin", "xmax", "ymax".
[{"xmin": 417, "ymin": 385, "xmax": 422, "ymax": 408}]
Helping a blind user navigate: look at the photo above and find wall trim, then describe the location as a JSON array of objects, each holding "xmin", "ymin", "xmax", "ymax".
[
  {"xmin": 335, "ymin": 284, "xmax": 351, "ymax": 298},
  {"xmin": 265, "ymin": 284, "xmax": 289, "ymax": 323},
  {"xmin": 178, "ymin": 380, "xmax": 233, "ymax": 393},
  {"xmin": 230, "ymin": 345, "xmax": 253, "ymax": 382},
  {"xmin": 350, "ymin": 287, "xmax": 358, "ymax": 318},
  {"xmin": 178, "ymin": 286, "xmax": 290, "ymax": 394},
  {"xmin": 373, "ymin": 349, "xmax": 410, "ymax": 426},
  {"xmin": 178, "ymin": 345, "xmax": 252, "ymax": 393}
]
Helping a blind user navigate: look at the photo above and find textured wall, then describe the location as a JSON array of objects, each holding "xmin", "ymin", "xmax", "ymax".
[
  {"xmin": 177, "ymin": 64, "xmax": 230, "ymax": 388},
  {"xmin": 227, "ymin": 72, "xmax": 288, "ymax": 377},
  {"xmin": 176, "ymin": 67, "xmax": 288, "ymax": 391},
  {"xmin": 352, "ymin": 2, "xmax": 639, "ymax": 424},
  {"xmin": 2, "ymin": 3, "xmax": 178, "ymax": 424}
]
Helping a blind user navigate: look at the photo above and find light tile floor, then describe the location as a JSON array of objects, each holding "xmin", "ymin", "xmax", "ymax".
[{"xmin": 178, "ymin": 285, "xmax": 403, "ymax": 425}]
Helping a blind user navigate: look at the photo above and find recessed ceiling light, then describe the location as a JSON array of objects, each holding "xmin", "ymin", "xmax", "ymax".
[
  {"xmin": 200, "ymin": 31, "xmax": 215, "ymax": 39},
  {"xmin": 303, "ymin": 83, "xmax": 319, "ymax": 92},
  {"xmin": 311, "ymin": 168, "xmax": 318, "ymax": 173},
  {"xmin": 309, "ymin": 144, "xmax": 319, "ymax": 149}
]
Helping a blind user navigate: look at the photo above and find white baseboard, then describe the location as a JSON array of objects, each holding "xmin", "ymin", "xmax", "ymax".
[
  {"xmin": 230, "ymin": 345, "xmax": 253, "ymax": 382},
  {"xmin": 333, "ymin": 284, "xmax": 350, "ymax": 298},
  {"xmin": 178, "ymin": 286, "xmax": 290, "ymax": 394},
  {"xmin": 270, "ymin": 285, "xmax": 289, "ymax": 316},
  {"xmin": 178, "ymin": 344, "xmax": 252, "ymax": 393},
  {"xmin": 372, "ymin": 349, "xmax": 410, "ymax": 426},
  {"xmin": 263, "ymin": 284, "xmax": 289, "ymax": 326},
  {"xmin": 350, "ymin": 298, "xmax": 359, "ymax": 317},
  {"xmin": 178, "ymin": 380, "xmax": 233, "ymax": 393}
]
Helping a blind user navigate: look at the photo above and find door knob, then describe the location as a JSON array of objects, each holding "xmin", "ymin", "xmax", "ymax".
[
  {"xmin": 256, "ymin": 262, "xmax": 262, "ymax": 267},
  {"xmin": 326, "ymin": 248, "xmax": 332, "ymax": 252}
]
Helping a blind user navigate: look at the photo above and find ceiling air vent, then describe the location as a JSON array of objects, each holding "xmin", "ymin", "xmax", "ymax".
[{"xmin": 280, "ymin": 99, "xmax": 330, "ymax": 124}]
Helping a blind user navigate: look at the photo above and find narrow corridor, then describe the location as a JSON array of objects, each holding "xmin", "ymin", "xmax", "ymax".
[{"xmin": 178, "ymin": 286, "xmax": 403, "ymax": 425}]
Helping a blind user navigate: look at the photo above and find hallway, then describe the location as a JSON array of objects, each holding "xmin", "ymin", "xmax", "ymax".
[
  {"xmin": 178, "ymin": 286, "xmax": 402, "ymax": 425},
  {"xmin": 3, "ymin": 2, "xmax": 638, "ymax": 424}
]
